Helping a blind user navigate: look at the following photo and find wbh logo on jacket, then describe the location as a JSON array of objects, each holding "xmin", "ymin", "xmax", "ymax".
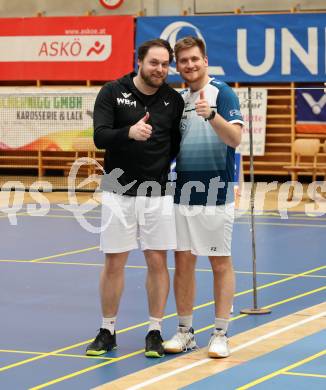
[
  {"xmin": 116, "ymin": 97, "xmax": 136, "ymax": 107},
  {"xmin": 296, "ymin": 89, "xmax": 326, "ymax": 134}
]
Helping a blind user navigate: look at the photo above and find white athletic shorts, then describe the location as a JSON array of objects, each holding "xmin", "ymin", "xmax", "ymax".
[
  {"xmin": 175, "ymin": 202, "xmax": 235, "ymax": 257},
  {"xmin": 100, "ymin": 192, "xmax": 176, "ymax": 253}
]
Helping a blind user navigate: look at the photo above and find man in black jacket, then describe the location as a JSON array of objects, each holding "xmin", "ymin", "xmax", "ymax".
[{"xmin": 86, "ymin": 39, "xmax": 184, "ymax": 358}]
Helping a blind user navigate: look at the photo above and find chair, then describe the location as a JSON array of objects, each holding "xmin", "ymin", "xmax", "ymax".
[
  {"xmin": 283, "ymin": 139, "xmax": 320, "ymax": 200},
  {"xmin": 70, "ymin": 137, "xmax": 97, "ymax": 177}
]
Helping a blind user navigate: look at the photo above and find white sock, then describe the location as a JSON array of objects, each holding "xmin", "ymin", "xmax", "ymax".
[
  {"xmin": 178, "ymin": 315, "xmax": 193, "ymax": 329},
  {"xmin": 215, "ymin": 317, "xmax": 229, "ymax": 333},
  {"xmin": 102, "ymin": 317, "xmax": 116, "ymax": 333},
  {"xmin": 148, "ymin": 316, "xmax": 162, "ymax": 333}
]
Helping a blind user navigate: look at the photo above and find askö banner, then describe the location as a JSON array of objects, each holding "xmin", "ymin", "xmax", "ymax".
[
  {"xmin": 0, "ymin": 16, "xmax": 134, "ymax": 80},
  {"xmin": 136, "ymin": 14, "xmax": 326, "ymax": 82}
]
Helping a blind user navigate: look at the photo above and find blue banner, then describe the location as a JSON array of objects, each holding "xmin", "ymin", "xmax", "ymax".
[{"xmin": 136, "ymin": 14, "xmax": 326, "ymax": 82}]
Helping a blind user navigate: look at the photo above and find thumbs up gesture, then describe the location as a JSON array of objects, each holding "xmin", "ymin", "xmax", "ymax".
[
  {"xmin": 195, "ymin": 89, "xmax": 211, "ymax": 119},
  {"xmin": 142, "ymin": 112, "xmax": 150, "ymax": 123},
  {"xmin": 129, "ymin": 112, "xmax": 152, "ymax": 141}
]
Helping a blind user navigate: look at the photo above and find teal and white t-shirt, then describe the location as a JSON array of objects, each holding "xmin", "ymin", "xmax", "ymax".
[{"xmin": 174, "ymin": 78, "xmax": 243, "ymax": 206}]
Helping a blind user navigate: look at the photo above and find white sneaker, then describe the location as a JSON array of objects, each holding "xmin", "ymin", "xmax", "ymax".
[
  {"xmin": 164, "ymin": 326, "xmax": 197, "ymax": 353},
  {"xmin": 208, "ymin": 329, "xmax": 230, "ymax": 358}
]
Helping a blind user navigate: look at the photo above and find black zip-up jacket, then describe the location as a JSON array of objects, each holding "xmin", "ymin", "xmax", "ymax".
[{"xmin": 93, "ymin": 72, "xmax": 184, "ymax": 196}]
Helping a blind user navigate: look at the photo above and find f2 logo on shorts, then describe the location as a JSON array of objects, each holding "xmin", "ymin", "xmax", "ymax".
[{"xmin": 210, "ymin": 247, "xmax": 217, "ymax": 252}]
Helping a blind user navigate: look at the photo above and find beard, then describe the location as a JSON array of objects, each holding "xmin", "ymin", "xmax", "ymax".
[
  {"xmin": 181, "ymin": 70, "xmax": 200, "ymax": 83},
  {"xmin": 140, "ymin": 68, "xmax": 166, "ymax": 88},
  {"xmin": 180, "ymin": 66, "xmax": 206, "ymax": 84}
]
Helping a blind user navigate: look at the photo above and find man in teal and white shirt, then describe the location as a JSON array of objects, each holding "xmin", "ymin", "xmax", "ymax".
[{"xmin": 164, "ymin": 36, "xmax": 243, "ymax": 358}]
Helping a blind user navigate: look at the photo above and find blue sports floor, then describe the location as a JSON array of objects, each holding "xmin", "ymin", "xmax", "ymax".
[{"xmin": 0, "ymin": 204, "xmax": 325, "ymax": 389}]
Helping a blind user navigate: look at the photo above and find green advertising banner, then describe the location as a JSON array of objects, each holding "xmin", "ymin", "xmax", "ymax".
[{"xmin": 0, "ymin": 89, "xmax": 99, "ymax": 151}]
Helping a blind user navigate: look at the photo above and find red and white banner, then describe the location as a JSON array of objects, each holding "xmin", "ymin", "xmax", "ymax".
[
  {"xmin": 235, "ymin": 88, "xmax": 268, "ymax": 156},
  {"xmin": 0, "ymin": 16, "xmax": 134, "ymax": 80}
]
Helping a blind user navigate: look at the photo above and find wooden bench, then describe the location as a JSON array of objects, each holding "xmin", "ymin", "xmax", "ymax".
[{"xmin": 0, "ymin": 145, "xmax": 104, "ymax": 178}]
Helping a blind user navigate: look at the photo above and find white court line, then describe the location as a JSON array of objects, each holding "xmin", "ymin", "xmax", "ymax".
[{"xmin": 125, "ymin": 311, "xmax": 326, "ymax": 390}]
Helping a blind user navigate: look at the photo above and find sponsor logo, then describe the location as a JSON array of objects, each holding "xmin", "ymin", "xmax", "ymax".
[
  {"xmin": 229, "ymin": 109, "xmax": 242, "ymax": 117},
  {"xmin": 164, "ymin": 101, "xmax": 170, "ymax": 106},
  {"xmin": 122, "ymin": 92, "xmax": 132, "ymax": 98},
  {"xmin": 160, "ymin": 21, "xmax": 224, "ymax": 76},
  {"xmin": 302, "ymin": 93, "xmax": 326, "ymax": 115},
  {"xmin": 0, "ymin": 35, "xmax": 112, "ymax": 62},
  {"xmin": 180, "ymin": 118, "xmax": 187, "ymax": 131},
  {"xmin": 116, "ymin": 97, "xmax": 136, "ymax": 107}
]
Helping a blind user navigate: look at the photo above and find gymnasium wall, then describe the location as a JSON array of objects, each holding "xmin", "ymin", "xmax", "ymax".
[{"xmin": 0, "ymin": 0, "xmax": 325, "ymax": 17}]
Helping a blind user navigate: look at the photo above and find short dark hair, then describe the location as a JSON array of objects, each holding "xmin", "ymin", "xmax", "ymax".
[
  {"xmin": 174, "ymin": 36, "xmax": 206, "ymax": 59},
  {"xmin": 137, "ymin": 39, "xmax": 174, "ymax": 63}
]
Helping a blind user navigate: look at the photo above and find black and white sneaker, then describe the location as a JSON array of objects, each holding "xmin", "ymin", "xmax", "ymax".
[
  {"xmin": 86, "ymin": 328, "xmax": 117, "ymax": 356},
  {"xmin": 145, "ymin": 330, "xmax": 165, "ymax": 358}
]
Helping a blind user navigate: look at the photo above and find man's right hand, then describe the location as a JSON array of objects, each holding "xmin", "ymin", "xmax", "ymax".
[{"xmin": 128, "ymin": 112, "xmax": 152, "ymax": 141}]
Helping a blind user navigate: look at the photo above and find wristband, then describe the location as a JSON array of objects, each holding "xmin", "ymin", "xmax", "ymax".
[{"xmin": 205, "ymin": 110, "xmax": 216, "ymax": 121}]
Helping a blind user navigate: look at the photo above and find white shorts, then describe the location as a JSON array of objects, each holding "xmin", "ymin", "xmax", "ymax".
[
  {"xmin": 100, "ymin": 192, "xmax": 176, "ymax": 253},
  {"xmin": 175, "ymin": 202, "xmax": 235, "ymax": 257}
]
